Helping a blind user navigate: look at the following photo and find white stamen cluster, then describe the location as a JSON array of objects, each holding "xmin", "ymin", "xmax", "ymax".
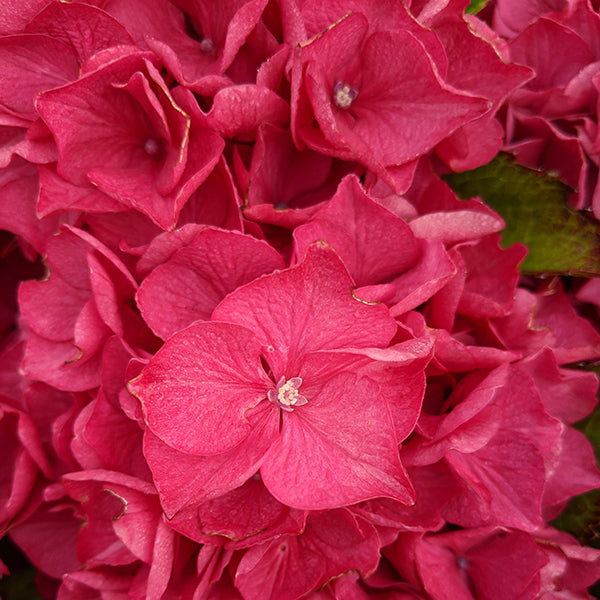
[
  {"xmin": 333, "ymin": 81, "xmax": 358, "ymax": 109},
  {"xmin": 268, "ymin": 376, "xmax": 308, "ymax": 412}
]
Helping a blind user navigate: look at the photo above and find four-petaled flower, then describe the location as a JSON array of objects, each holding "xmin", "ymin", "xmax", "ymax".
[{"xmin": 129, "ymin": 243, "xmax": 432, "ymax": 513}]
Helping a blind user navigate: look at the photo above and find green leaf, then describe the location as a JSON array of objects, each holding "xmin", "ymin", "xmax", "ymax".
[
  {"xmin": 0, "ymin": 567, "xmax": 43, "ymax": 600},
  {"xmin": 552, "ymin": 489, "xmax": 600, "ymax": 547},
  {"xmin": 466, "ymin": 0, "xmax": 490, "ymax": 14},
  {"xmin": 552, "ymin": 374, "xmax": 600, "ymax": 548},
  {"xmin": 444, "ymin": 154, "xmax": 600, "ymax": 276},
  {"xmin": 0, "ymin": 537, "xmax": 43, "ymax": 600},
  {"xmin": 579, "ymin": 376, "xmax": 600, "ymax": 456}
]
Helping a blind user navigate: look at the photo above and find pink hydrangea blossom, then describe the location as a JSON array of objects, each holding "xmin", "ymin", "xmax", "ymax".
[
  {"xmin": 0, "ymin": 0, "xmax": 599, "ymax": 598},
  {"xmin": 130, "ymin": 244, "xmax": 432, "ymax": 512}
]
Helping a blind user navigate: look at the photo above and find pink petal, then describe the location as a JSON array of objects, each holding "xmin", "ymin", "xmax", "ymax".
[
  {"xmin": 130, "ymin": 321, "xmax": 271, "ymax": 456},
  {"xmin": 213, "ymin": 242, "xmax": 397, "ymax": 374},
  {"xmin": 261, "ymin": 360, "xmax": 414, "ymax": 509},
  {"xmin": 457, "ymin": 235, "xmax": 527, "ymax": 320},
  {"xmin": 445, "ymin": 429, "xmax": 546, "ymax": 530},
  {"xmin": 409, "ymin": 209, "xmax": 505, "ymax": 247},
  {"xmin": 0, "ymin": 159, "xmax": 66, "ymax": 255},
  {"xmin": 356, "ymin": 238, "xmax": 456, "ymax": 317},
  {"xmin": 19, "ymin": 276, "xmax": 88, "ymax": 342},
  {"xmin": 0, "ymin": 34, "xmax": 79, "ymax": 117},
  {"xmin": 543, "ymin": 427, "xmax": 600, "ymax": 510},
  {"xmin": 177, "ymin": 155, "xmax": 242, "ymax": 232},
  {"xmin": 21, "ymin": 330, "xmax": 102, "ymax": 392},
  {"xmin": 142, "ymin": 404, "xmax": 279, "ymax": 517},
  {"xmin": 25, "ymin": 2, "xmax": 134, "ymax": 65},
  {"xmin": 293, "ymin": 175, "xmax": 420, "ymax": 286},
  {"xmin": 137, "ymin": 228, "xmax": 284, "ymax": 339},
  {"xmin": 37, "ymin": 164, "xmax": 125, "ymax": 218},
  {"xmin": 519, "ymin": 348, "xmax": 599, "ymax": 424},
  {"xmin": 207, "ymin": 84, "xmax": 289, "ymax": 140},
  {"xmin": 168, "ymin": 477, "xmax": 303, "ymax": 543},
  {"xmin": 235, "ymin": 509, "xmax": 379, "ymax": 600}
]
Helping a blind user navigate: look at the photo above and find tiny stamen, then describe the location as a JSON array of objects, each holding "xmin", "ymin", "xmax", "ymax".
[
  {"xmin": 268, "ymin": 376, "xmax": 308, "ymax": 412},
  {"xmin": 333, "ymin": 81, "xmax": 358, "ymax": 109}
]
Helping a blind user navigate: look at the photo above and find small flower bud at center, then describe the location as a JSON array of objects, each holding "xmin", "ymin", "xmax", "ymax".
[
  {"xmin": 143, "ymin": 138, "xmax": 162, "ymax": 157},
  {"xmin": 200, "ymin": 37, "xmax": 216, "ymax": 54}
]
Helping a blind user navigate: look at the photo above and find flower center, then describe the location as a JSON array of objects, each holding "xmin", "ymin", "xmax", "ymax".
[
  {"xmin": 333, "ymin": 81, "xmax": 358, "ymax": 109},
  {"xmin": 268, "ymin": 376, "xmax": 308, "ymax": 412},
  {"xmin": 143, "ymin": 138, "xmax": 163, "ymax": 157},
  {"xmin": 200, "ymin": 37, "xmax": 216, "ymax": 54}
]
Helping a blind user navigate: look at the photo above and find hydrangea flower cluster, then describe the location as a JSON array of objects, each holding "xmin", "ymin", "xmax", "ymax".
[
  {"xmin": 1, "ymin": 0, "xmax": 600, "ymax": 598},
  {"xmin": 497, "ymin": 0, "xmax": 600, "ymax": 217}
]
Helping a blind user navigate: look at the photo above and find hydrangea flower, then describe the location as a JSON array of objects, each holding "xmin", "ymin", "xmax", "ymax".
[{"xmin": 0, "ymin": 0, "xmax": 599, "ymax": 598}]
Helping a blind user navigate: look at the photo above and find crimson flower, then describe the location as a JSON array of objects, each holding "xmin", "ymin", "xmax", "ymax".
[{"xmin": 130, "ymin": 243, "xmax": 432, "ymax": 514}]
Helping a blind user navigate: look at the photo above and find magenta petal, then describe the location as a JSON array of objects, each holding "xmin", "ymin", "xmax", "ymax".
[
  {"xmin": 213, "ymin": 242, "xmax": 397, "ymax": 372},
  {"xmin": 532, "ymin": 283, "xmax": 600, "ymax": 363},
  {"xmin": 73, "ymin": 298, "xmax": 111, "ymax": 359},
  {"xmin": 245, "ymin": 124, "xmax": 340, "ymax": 218},
  {"xmin": 137, "ymin": 228, "xmax": 285, "ymax": 339},
  {"xmin": 413, "ymin": 528, "xmax": 548, "ymax": 600},
  {"xmin": 356, "ymin": 238, "xmax": 456, "ymax": 316},
  {"xmin": 19, "ymin": 276, "xmax": 88, "ymax": 342},
  {"xmin": 465, "ymin": 530, "xmax": 547, "ymax": 600},
  {"xmin": 37, "ymin": 164, "xmax": 125, "ymax": 217},
  {"xmin": 136, "ymin": 223, "xmax": 208, "ymax": 277},
  {"xmin": 350, "ymin": 341, "xmax": 433, "ymax": 442},
  {"xmin": 25, "ymin": 2, "xmax": 134, "ymax": 65},
  {"xmin": 62, "ymin": 470, "xmax": 158, "ymax": 567},
  {"xmin": 0, "ymin": 34, "xmax": 79, "ymax": 117},
  {"xmin": 0, "ymin": 405, "xmax": 45, "ymax": 529},
  {"xmin": 296, "ymin": 14, "xmax": 489, "ymax": 171},
  {"xmin": 86, "ymin": 248, "xmax": 137, "ymax": 338},
  {"xmin": 235, "ymin": 509, "xmax": 380, "ymax": 600},
  {"xmin": 197, "ymin": 478, "xmax": 295, "ymax": 540},
  {"xmin": 261, "ymin": 367, "xmax": 414, "ymax": 509},
  {"xmin": 519, "ymin": 348, "xmax": 599, "ymax": 424},
  {"xmin": 144, "ymin": 520, "xmax": 176, "ymax": 600},
  {"xmin": 543, "ymin": 427, "xmax": 600, "ymax": 510},
  {"xmin": 207, "ymin": 84, "xmax": 289, "ymax": 140},
  {"xmin": 445, "ymin": 429, "xmax": 546, "ymax": 530},
  {"xmin": 0, "ymin": 0, "xmax": 52, "ymax": 35},
  {"xmin": 112, "ymin": 65, "xmax": 189, "ymax": 196},
  {"xmin": 35, "ymin": 51, "xmax": 158, "ymax": 187},
  {"xmin": 457, "ymin": 235, "xmax": 527, "ymax": 320},
  {"xmin": 168, "ymin": 477, "xmax": 304, "ymax": 544},
  {"xmin": 437, "ymin": 115, "xmax": 506, "ymax": 172},
  {"xmin": 9, "ymin": 503, "xmax": 81, "ymax": 579},
  {"xmin": 83, "ymin": 390, "xmax": 148, "ymax": 479},
  {"xmin": 193, "ymin": 546, "xmax": 236, "ymax": 600},
  {"xmin": 293, "ymin": 175, "xmax": 420, "ymax": 286},
  {"xmin": 0, "ymin": 159, "xmax": 66, "ymax": 255},
  {"xmin": 129, "ymin": 321, "xmax": 271, "ymax": 455},
  {"xmin": 235, "ymin": 532, "xmax": 321, "ymax": 600},
  {"xmin": 21, "ymin": 330, "xmax": 102, "ymax": 392},
  {"xmin": 346, "ymin": 30, "xmax": 489, "ymax": 165},
  {"xmin": 142, "ymin": 404, "xmax": 279, "ymax": 517},
  {"xmin": 177, "ymin": 155, "xmax": 242, "ymax": 231}
]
